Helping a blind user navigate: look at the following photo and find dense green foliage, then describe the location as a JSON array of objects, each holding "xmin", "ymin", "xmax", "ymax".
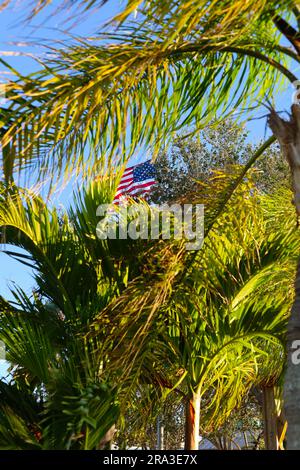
[
  {"xmin": 1, "ymin": 0, "xmax": 300, "ymax": 450},
  {"xmin": 0, "ymin": 171, "xmax": 298, "ymax": 448},
  {"xmin": 152, "ymin": 120, "xmax": 289, "ymax": 203}
]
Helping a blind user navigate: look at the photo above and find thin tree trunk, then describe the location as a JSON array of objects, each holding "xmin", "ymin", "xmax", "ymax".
[
  {"xmin": 156, "ymin": 416, "xmax": 164, "ymax": 450},
  {"xmin": 277, "ymin": 406, "xmax": 287, "ymax": 450},
  {"xmin": 268, "ymin": 105, "xmax": 300, "ymax": 449},
  {"xmin": 262, "ymin": 385, "xmax": 278, "ymax": 450},
  {"xmin": 243, "ymin": 431, "xmax": 248, "ymax": 449},
  {"xmin": 185, "ymin": 392, "xmax": 201, "ymax": 450}
]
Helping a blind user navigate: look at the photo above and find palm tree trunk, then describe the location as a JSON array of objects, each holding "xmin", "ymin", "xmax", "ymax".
[
  {"xmin": 277, "ymin": 407, "xmax": 287, "ymax": 450},
  {"xmin": 185, "ymin": 392, "xmax": 201, "ymax": 450},
  {"xmin": 283, "ymin": 258, "xmax": 300, "ymax": 449},
  {"xmin": 262, "ymin": 385, "xmax": 278, "ymax": 450},
  {"xmin": 268, "ymin": 105, "xmax": 300, "ymax": 449}
]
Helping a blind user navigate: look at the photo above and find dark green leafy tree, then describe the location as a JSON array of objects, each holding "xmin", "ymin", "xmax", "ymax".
[{"xmin": 152, "ymin": 120, "xmax": 290, "ymax": 203}]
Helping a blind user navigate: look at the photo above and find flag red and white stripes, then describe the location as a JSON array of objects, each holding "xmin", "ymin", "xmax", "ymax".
[{"xmin": 113, "ymin": 160, "xmax": 156, "ymax": 204}]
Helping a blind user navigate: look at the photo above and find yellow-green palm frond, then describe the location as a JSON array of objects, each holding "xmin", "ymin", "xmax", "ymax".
[{"xmin": 1, "ymin": 0, "xmax": 296, "ymax": 184}]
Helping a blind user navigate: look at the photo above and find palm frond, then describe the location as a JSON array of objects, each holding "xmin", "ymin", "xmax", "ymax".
[{"xmin": 1, "ymin": 0, "xmax": 296, "ymax": 183}]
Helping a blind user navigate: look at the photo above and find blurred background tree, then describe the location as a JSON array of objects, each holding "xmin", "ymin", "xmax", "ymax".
[{"xmin": 152, "ymin": 120, "xmax": 290, "ymax": 204}]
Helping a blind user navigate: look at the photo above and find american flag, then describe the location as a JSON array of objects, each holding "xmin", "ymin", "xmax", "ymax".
[{"xmin": 113, "ymin": 160, "xmax": 156, "ymax": 204}]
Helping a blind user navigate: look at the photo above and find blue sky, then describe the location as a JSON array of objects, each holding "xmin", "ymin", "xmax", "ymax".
[
  {"xmin": 0, "ymin": 1, "xmax": 299, "ymax": 324},
  {"xmin": 0, "ymin": 1, "xmax": 124, "ymax": 305},
  {"xmin": 0, "ymin": 1, "xmax": 125, "ymax": 377}
]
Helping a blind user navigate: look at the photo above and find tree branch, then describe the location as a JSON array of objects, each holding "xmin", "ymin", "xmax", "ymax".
[
  {"xmin": 292, "ymin": 3, "xmax": 300, "ymax": 32},
  {"xmin": 273, "ymin": 15, "xmax": 300, "ymax": 57},
  {"xmin": 171, "ymin": 44, "xmax": 298, "ymax": 83}
]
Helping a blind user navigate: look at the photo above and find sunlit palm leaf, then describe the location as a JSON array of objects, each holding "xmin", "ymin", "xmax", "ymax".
[{"xmin": 0, "ymin": 0, "xmax": 296, "ymax": 183}]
